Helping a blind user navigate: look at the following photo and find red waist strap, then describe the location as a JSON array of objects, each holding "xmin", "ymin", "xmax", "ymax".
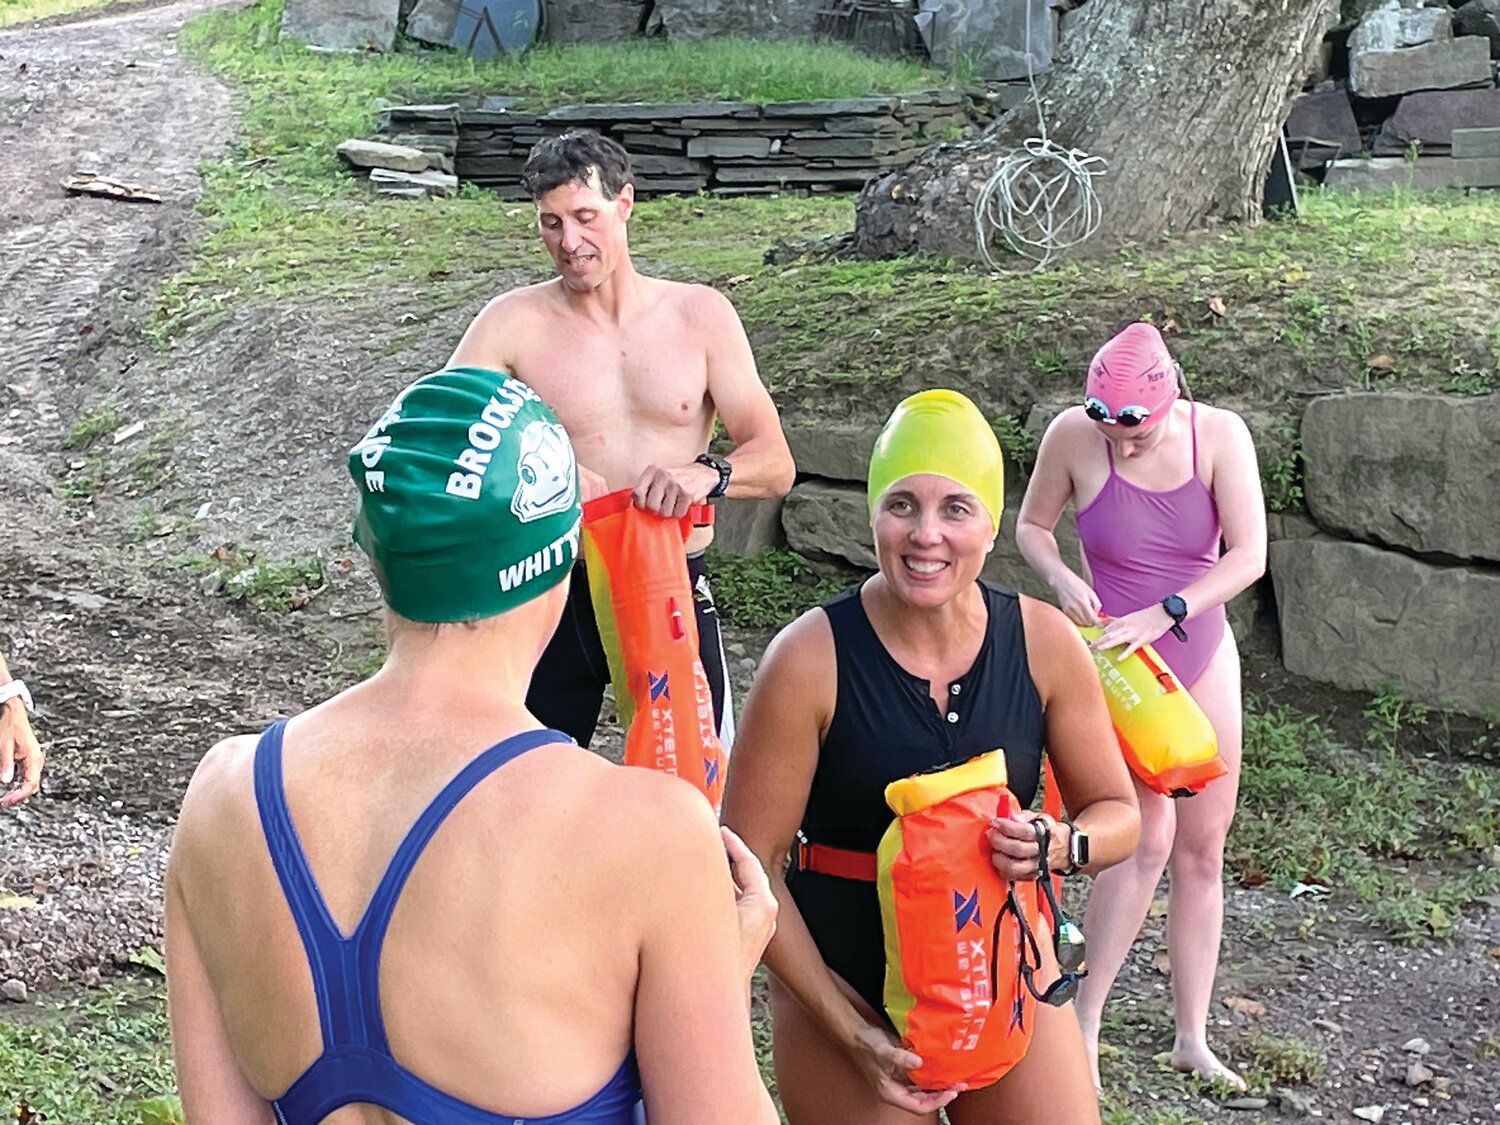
[{"xmin": 795, "ymin": 837, "xmax": 877, "ymax": 881}]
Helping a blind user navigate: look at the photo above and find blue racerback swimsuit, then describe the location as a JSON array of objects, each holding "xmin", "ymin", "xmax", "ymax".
[{"xmin": 253, "ymin": 720, "xmax": 646, "ymax": 1124}]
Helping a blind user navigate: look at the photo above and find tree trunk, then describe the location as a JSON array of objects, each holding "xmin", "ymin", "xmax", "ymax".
[{"xmin": 851, "ymin": 0, "xmax": 1337, "ymax": 262}]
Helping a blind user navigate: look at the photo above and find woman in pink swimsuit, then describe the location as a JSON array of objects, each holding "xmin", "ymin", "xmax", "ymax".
[{"xmin": 1016, "ymin": 323, "xmax": 1267, "ymax": 1090}]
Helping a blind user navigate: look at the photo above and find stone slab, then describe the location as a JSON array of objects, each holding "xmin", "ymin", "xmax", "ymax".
[
  {"xmin": 1454, "ymin": 155, "xmax": 1500, "ymax": 184},
  {"xmin": 1350, "ymin": 2, "xmax": 1453, "ymax": 52},
  {"xmin": 1271, "ymin": 538, "xmax": 1500, "ymax": 714},
  {"xmin": 1453, "ymin": 125, "xmax": 1500, "ymax": 157},
  {"xmin": 281, "ymin": 0, "xmax": 398, "ymax": 51},
  {"xmin": 336, "ymin": 138, "xmax": 430, "ymax": 173},
  {"xmin": 369, "ymin": 167, "xmax": 459, "ymax": 197},
  {"xmin": 1285, "ymin": 88, "xmax": 1363, "ymax": 157},
  {"xmin": 686, "ymin": 136, "xmax": 773, "ymax": 158},
  {"xmin": 1350, "ymin": 37, "xmax": 1493, "ymax": 98},
  {"xmin": 763, "ymin": 98, "xmax": 899, "ymax": 117},
  {"xmin": 544, "ymin": 101, "xmax": 759, "ymax": 122},
  {"xmin": 1323, "ymin": 155, "xmax": 1460, "ymax": 192},
  {"xmin": 1372, "ymin": 88, "xmax": 1500, "ymax": 155},
  {"xmin": 1302, "ymin": 392, "xmax": 1500, "ymax": 562}
]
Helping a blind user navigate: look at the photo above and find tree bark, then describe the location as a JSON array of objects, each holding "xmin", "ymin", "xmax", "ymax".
[{"xmin": 851, "ymin": 0, "xmax": 1337, "ymax": 261}]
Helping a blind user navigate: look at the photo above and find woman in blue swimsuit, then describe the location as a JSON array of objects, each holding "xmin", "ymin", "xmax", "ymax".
[{"xmin": 165, "ymin": 367, "xmax": 779, "ymax": 1125}]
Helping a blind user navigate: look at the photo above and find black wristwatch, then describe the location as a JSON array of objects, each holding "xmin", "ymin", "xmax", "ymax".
[
  {"xmin": 1059, "ymin": 821, "xmax": 1089, "ymax": 876},
  {"xmin": 695, "ymin": 452, "xmax": 732, "ymax": 499},
  {"xmin": 1161, "ymin": 593, "xmax": 1189, "ymax": 643}
]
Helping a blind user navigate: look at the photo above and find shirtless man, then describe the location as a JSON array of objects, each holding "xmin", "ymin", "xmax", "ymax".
[{"xmin": 449, "ymin": 129, "xmax": 795, "ymax": 749}]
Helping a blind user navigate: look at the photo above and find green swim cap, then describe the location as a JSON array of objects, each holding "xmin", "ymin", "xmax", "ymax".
[
  {"xmin": 866, "ymin": 389, "xmax": 1004, "ymax": 531},
  {"xmin": 349, "ymin": 366, "xmax": 581, "ymax": 623}
]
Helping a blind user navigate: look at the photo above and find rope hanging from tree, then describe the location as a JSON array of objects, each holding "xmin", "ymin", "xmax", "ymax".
[{"xmin": 972, "ymin": 1, "xmax": 1106, "ymax": 270}]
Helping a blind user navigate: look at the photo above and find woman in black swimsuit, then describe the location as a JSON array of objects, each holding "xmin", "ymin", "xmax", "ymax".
[{"xmin": 722, "ymin": 390, "xmax": 1139, "ymax": 1124}]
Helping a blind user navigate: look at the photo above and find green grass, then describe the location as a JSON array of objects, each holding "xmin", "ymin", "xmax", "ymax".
[
  {"xmin": 186, "ymin": 548, "xmax": 325, "ymax": 612},
  {"xmin": 64, "ymin": 401, "xmax": 128, "ymax": 451},
  {"xmin": 0, "ymin": 0, "xmax": 117, "ymax": 26},
  {"xmin": 152, "ymin": 0, "xmax": 909, "ymax": 343},
  {"xmin": 1230, "ymin": 693, "xmax": 1500, "ymax": 941},
  {"xmin": 0, "ymin": 977, "xmax": 180, "ymax": 1124}
]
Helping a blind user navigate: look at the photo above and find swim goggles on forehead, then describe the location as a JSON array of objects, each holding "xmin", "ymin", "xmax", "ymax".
[{"xmin": 1083, "ymin": 396, "xmax": 1151, "ymax": 427}]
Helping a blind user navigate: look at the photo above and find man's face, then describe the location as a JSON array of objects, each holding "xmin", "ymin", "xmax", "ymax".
[{"xmin": 535, "ymin": 171, "xmax": 633, "ymax": 292}]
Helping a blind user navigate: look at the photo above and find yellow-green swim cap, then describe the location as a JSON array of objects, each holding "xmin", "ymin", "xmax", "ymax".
[{"xmin": 866, "ymin": 389, "xmax": 1004, "ymax": 531}]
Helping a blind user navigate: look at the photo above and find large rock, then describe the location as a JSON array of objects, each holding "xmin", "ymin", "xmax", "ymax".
[
  {"xmin": 648, "ymin": 0, "xmax": 778, "ymax": 40},
  {"xmin": 1350, "ymin": 1, "xmax": 1453, "ymax": 52},
  {"xmin": 543, "ymin": 0, "xmax": 646, "ymax": 43},
  {"xmin": 780, "ymin": 474, "xmax": 1084, "ymax": 602},
  {"xmin": 783, "ymin": 419, "xmax": 884, "ymax": 482},
  {"xmin": 1271, "ymin": 538, "xmax": 1500, "ymax": 714},
  {"xmin": 712, "ymin": 496, "xmax": 786, "ymax": 555},
  {"xmin": 1372, "ymin": 87, "xmax": 1500, "ymax": 154},
  {"xmin": 1302, "ymin": 393, "xmax": 1500, "ymax": 563},
  {"xmin": 281, "ymin": 0, "xmax": 399, "ymax": 51},
  {"xmin": 1456, "ymin": 0, "xmax": 1500, "ymax": 58},
  {"xmin": 1286, "ymin": 88, "xmax": 1364, "ymax": 158},
  {"xmin": 917, "ymin": 0, "xmax": 1051, "ymax": 81},
  {"xmin": 1350, "ymin": 36, "xmax": 1493, "ymax": 98}
]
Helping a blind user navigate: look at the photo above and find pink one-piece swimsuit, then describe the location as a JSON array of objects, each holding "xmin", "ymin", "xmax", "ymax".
[{"xmin": 1073, "ymin": 403, "xmax": 1226, "ymax": 689}]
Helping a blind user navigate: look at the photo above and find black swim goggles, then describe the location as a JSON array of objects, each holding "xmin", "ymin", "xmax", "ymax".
[
  {"xmin": 990, "ymin": 819, "xmax": 1088, "ymax": 1017},
  {"xmin": 1083, "ymin": 396, "xmax": 1151, "ymax": 427}
]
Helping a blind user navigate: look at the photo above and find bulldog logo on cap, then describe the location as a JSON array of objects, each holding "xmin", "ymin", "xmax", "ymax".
[{"xmin": 512, "ymin": 420, "xmax": 577, "ymax": 523}]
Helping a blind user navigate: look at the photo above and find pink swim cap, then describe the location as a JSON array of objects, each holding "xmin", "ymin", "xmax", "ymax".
[{"xmin": 1085, "ymin": 323, "xmax": 1179, "ymax": 426}]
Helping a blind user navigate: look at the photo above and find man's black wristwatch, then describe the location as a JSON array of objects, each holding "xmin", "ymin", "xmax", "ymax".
[
  {"xmin": 1059, "ymin": 821, "xmax": 1089, "ymax": 876},
  {"xmin": 1161, "ymin": 593, "xmax": 1189, "ymax": 643},
  {"xmin": 695, "ymin": 452, "xmax": 732, "ymax": 499}
]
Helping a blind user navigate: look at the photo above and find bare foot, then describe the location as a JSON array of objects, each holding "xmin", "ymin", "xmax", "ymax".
[{"xmin": 1170, "ymin": 1042, "xmax": 1246, "ymax": 1091}]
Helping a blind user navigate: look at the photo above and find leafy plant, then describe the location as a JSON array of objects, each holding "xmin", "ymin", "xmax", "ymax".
[{"xmin": 706, "ymin": 547, "xmax": 846, "ymax": 629}]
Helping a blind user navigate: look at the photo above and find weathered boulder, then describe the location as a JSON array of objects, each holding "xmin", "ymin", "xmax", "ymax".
[
  {"xmin": 281, "ymin": 0, "xmax": 399, "ymax": 51},
  {"xmin": 783, "ymin": 418, "xmax": 884, "ymax": 483},
  {"xmin": 712, "ymin": 496, "xmax": 787, "ymax": 555},
  {"xmin": 543, "ymin": 0, "xmax": 645, "ymax": 43},
  {"xmin": 1456, "ymin": 0, "xmax": 1500, "ymax": 58},
  {"xmin": 1350, "ymin": 36, "xmax": 1493, "ymax": 98},
  {"xmin": 1286, "ymin": 88, "xmax": 1364, "ymax": 158},
  {"xmin": 648, "ymin": 0, "xmax": 778, "ymax": 40},
  {"xmin": 1302, "ymin": 393, "xmax": 1500, "ymax": 563},
  {"xmin": 783, "ymin": 480, "xmax": 876, "ymax": 568},
  {"xmin": 1271, "ymin": 538, "xmax": 1500, "ymax": 714},
  {"xmin": 917, "ymin": 0, "xmax": 1052, "ymax": 82},
  {"xmin": 1372, "ymin": 87, "xmax": 1500, "ymax": 154},
  {"xmin": 1350, "ymin": 1, "xmax": 1453, "ymax": 51},
  {"xmin": 780, "ymin": 475, "xmax": 1084, "ymax": 601}
]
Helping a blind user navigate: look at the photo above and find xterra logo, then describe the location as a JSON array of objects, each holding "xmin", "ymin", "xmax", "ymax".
[
  {"xmin": 648, "ymin": 670, "xmax": 670, "ymax": 702},
  {"xmin": 953, "ymin": 888, "xmax": 982, "ymax": 932}
]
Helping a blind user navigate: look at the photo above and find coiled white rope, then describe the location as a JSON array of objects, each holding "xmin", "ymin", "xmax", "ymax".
[{"xmin": 972, "ymin": 1, "xmax": 1106, "ymax": 270}]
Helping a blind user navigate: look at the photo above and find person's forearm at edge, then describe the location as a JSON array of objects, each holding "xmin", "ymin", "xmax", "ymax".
[
  {"xmin": 717, "ymin": 432, "xmax": 795, "ymax": 500},
  {"xmin": 1050, "ymin": 796, "xmax": 1140, "ymax": 876},
  {"xmin": 1171, "ymin": 542, "xmax": 1267, "ymax": 623},
  {"xmin": 1016, "ymin": 518, "xmax": 1077, "ymax": 591}
]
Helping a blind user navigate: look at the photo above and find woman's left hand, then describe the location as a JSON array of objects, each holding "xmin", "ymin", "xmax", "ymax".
[
  {"xmin": 986, "ymin": 813, "xmax": 1063, "ymax": 882},
  {"xmin": 1090, "ymin": 604, "xmax": 1172, "ymax": 661}
]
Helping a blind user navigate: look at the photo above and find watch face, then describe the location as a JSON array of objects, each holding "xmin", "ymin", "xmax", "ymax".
[{"xmin": 1163, "ymin": 595, "xmax": 1187, "ymax": 619}]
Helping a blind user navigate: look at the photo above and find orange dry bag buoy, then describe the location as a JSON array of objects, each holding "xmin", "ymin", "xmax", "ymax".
[
  {"xmin": 581, "ymin": 489, "xmax": 725, "ymax": 808},
  {"xmin": 876, "ymin": 751, "xmax": 1040, "ymax": 1091},
  {"xmin": 1078, "ymin": 625, "xmax": 1227, "ymax": 797}
]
